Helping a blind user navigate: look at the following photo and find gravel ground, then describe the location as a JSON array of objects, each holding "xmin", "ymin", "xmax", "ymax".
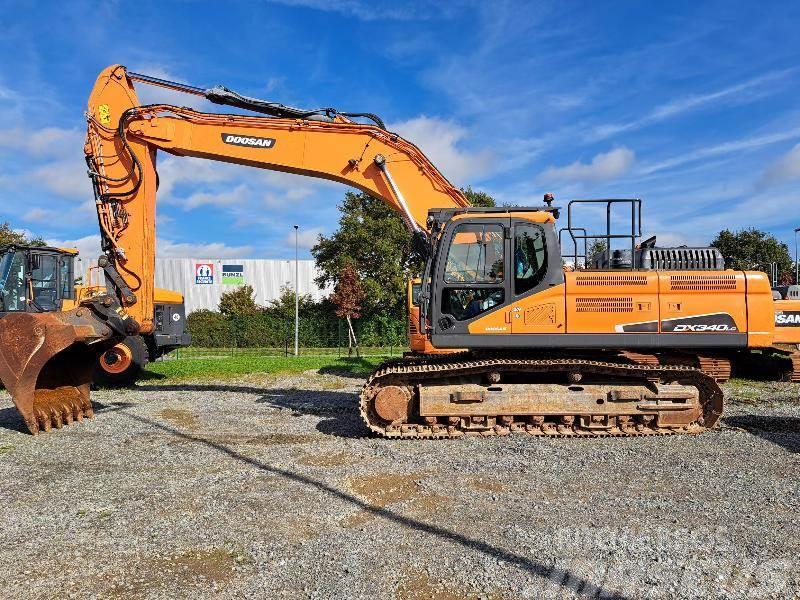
[{"xmin": 0, "ymin": 373, "xmax": 798, "ymax": 599}]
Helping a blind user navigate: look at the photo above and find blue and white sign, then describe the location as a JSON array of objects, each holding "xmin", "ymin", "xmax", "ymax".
[{"xmin": 195, "ymin": 263, "xmax": 214, "ymax": 285}]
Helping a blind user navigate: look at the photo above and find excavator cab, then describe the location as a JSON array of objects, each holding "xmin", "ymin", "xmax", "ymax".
[
  {"xmin": 0, "ymin": 246, "xmax": 76, "ymax": 314},
  {"xmin": 419, "ymin": 208, "xmax": 564, "ymax": 347}
]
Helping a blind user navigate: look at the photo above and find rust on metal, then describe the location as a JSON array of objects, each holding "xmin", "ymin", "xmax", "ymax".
[
  {"xmin": 373, "ymin": 385, "xmax": 412, "ymax": 424},
  {"xmin": 622, "ymin": 350, "xmax": 732, "ymax": 382},
  {"xmin": 360, "ymin": 353, "xmax": 724, "ymax": 439},
  {"xmin": 0, "ymin": 310, "xmax": 113, "ymax": 435}
]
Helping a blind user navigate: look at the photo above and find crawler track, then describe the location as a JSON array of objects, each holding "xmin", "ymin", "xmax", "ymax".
[
  {"xmin": 621, "ymin": 351, "xmax": 731, "ymax": 382},
  {"xmin": 790, "ymin": 353, "xmax": 800, "ymax": 383},
  {"xmin": 360, "ymin": 354, "xmax": 723, "ymax": 439}
]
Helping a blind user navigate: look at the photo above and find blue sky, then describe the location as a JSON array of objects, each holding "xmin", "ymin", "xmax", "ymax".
[{"xmin": 1, "ymin": 0, "xmax": 799, "ymax": 260}]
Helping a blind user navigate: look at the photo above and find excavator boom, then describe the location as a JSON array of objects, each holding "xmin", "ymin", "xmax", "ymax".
[{"xmin": 0, "ymin": 64, "xmax": 468, "ymax": 434}]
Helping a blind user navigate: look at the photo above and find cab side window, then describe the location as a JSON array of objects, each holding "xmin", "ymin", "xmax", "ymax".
[
  {"xmin": 444, "ymin": 224, "xmax": 504, "ymax": 284},
  {"xmin": 442, "ymin": 224, "xmax": 505, "ymax": 321},
  {"xmin": 514, "ymin": 223, "xmax": 547, "ymax": 295},
  {"xmin": 30, "ymin": 254, "xmax": 59, "ymax": 311},
  {"xmin": 0, "ymin": 253, "xmax": 26, "ymax": 311}
]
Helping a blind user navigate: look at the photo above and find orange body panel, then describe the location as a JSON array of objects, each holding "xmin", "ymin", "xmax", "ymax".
[
  {"xmin": 466, "ymin": 269, "xmax": 778, "ymax": 345},
  {"xmin": 745, "ymin": 273, "xmax": 778, "ymax": 347},
  {"xmin": 566, "ymin": 271, "xmax": 660, "ymax": 333},
  {"xmin": 658, "ymin": 272, "xmax": 747, "ymax": 334},
  {"xmin": 774, "ymin": 298, "xmax": 800, "ymax": 345}
]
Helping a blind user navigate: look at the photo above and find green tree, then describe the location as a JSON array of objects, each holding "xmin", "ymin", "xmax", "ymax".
[
  {"xmin": 264, "ymin": 286, "xmax": 316, "ymax": 321},
  {"xmin": 461, "ymin": 186, "xmax": 496, "ymax": 208},
  {"xmin": 0, "ymin": 222, "xmax": 46, "ymax": 247},
  {"xmin": 710, "ymin": 228, "xmax": 793, "ymax": 280},
  {"xmin": 218, "ymin": 284, "xmax": 259, "ymax": 317},
  {"xmin": 312, "ymin": 188, "xmax": 495, "ymax": 318}
]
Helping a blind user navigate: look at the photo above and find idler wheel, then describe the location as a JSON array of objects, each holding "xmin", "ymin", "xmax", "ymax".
[{"xmin": 373, "ymin": 385, "xmax": 412, "ymax": 424}]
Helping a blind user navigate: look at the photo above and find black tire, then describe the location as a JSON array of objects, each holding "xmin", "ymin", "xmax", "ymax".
[{"xmin": 94, "ymin": 335, "xmax": 149, "ymax": 386}]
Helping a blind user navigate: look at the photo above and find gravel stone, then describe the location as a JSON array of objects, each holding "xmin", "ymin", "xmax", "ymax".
[{"xmin": 0, "ymin": 374, "xmax": 798, "ymax": 599}]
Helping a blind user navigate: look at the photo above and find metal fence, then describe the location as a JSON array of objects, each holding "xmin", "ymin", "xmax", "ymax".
[{"xmin": 166, "ymin": 313, "xmax": 408, "ymax": 359}]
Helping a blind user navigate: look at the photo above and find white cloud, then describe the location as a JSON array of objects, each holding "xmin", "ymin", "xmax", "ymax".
[
  {"xmin": 285, "ymin": 227, "xmax": 324, "ymax": 250},
  {"xmin": 390, "ymin": 116, "xmax": 492, "ymax": 185},
  {"xmin": 182, "ymin": 183, "xmax": 250, "ymax": 210},
  {"xmin": 640, "ymin": 127, "xmax": 800, "ymax": 175},
  {"xmin": 157, "ymin": 239, "xmax": 254, "ymax": 258},
  {"xmin": 761, "ymin": 143, "xmax": 800, "ymax": 186},
  {"xmin": 263, "ymin": 0, "xmax": 459, "ymax": 20},
  {"xmin": 45, "ymin": 234, "xmax": 103, "ymax": 263},
  {"xmin": 539, "ymin": 147, "xmax": 635, "ymax": 183},
  {"xmin": 22, "ymin": 207, "xmax": 55, "ymax": 223},
  {"xmin": 0, "ymin": 126, "xmax": 82, "ymax": 158},
  {"xmin": 30, "ymin": 158, "xmax": 92, "ymax": 200},
  {"xmin": 42, "ymin": 235, "xmax": 254, "ymax": 262},
  {"xmin": 591, "ymin": 69, "xmax": 794, "ymax": 140}
]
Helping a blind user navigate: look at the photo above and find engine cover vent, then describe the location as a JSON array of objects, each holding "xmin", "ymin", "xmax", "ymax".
[
  {"xmin": 575, "ymin": 297, "xmax": 634, "ymax": 312},
  {"xmin": 669, "ymin": 274, "xmax": 738, "ymax": 291},
  {"xmin": 640, "ymin": 247, "xmax": 725, "ymax": 271},
  {"xmin": 575, "ymin": 274, "xmax": 648, "ymax": 286}
]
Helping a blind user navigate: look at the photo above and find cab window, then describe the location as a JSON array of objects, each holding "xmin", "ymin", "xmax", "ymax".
[
  {"xmin": 60, "ymin": 257, "xmax": 73, "ymax": 300},
  {"xmin": 0, "ymin": 252, "xmax": 26, "ymax": 311},
  {"xmin": 411, "ymin": 283, "xmax": 421, "ymax": 307},
  {"xmin": 514, "ymin": 223, "xmax": 547, "ymax": 295},
  {"xmin": 442, "ymin": 288, "xmax": 505, "ymax": 321},
  {"xmin": 30, "ymin": 254, "xmax": 59, "ymax": 311},
  {"xmin": 444, "ymin": 224, "xmax": 504, "ymax": 284}
]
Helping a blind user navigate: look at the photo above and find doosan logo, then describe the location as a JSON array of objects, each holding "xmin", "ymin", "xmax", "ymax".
[
  {"xmin": 221, "ymin": 133, "xmax": 276, "ymax": 148},
  {"xmin": 776, "ymin": 312, "xmax": 800, "ymax": 326}
]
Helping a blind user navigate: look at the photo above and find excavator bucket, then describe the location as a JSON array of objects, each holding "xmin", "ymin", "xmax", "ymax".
[{"xmin": 0, "ymin": 310, "xmax": 112, "ymax": 435}]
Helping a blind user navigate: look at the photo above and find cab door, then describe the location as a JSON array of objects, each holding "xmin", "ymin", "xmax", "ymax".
[
  {"xmin": 508, "ymin": 219, "xmax": 565, "ymax": 334},
  {"xmin": 430, "ymin": 218, "xmax": 511, "ymax": 341}
]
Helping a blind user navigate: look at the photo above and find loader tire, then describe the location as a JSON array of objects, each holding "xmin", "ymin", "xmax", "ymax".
[{"xmin": 94, "ymin": 335, "xmax": 149, "ymax": 386}]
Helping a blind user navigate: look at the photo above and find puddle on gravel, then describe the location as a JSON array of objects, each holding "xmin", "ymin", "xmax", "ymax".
[
  {"xmin": 159, "ymin": 408, "xmax": 199, "ymax": 429},
  {"xmin": 341, "ymin": 473, "xmax": 452, "ymax": 528},
  {"xmin": 298, "ymin": 451, "xmax": 354, "ymax": 467},
  {"xmin": 350, "ymin": 473, "xmax": 424, "ymax": 507},
  {"xmin": 105, "ymin": 546, "xmax": 251, "ymax": 596},
  {"xmin": 468, "ymin": 476, "xmax": 506, "ymax": 493},
  {"xmin": 396, "ymin": 569, "xmax": 504, "ymax": 600}
]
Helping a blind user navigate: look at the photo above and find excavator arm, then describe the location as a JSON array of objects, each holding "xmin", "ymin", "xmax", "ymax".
[{"xmin": 0, "ymin": 64, "xmax": 469, "ymax": 434}]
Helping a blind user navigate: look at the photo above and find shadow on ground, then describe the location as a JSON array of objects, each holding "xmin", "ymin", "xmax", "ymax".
[
  {"xmin": 0, "ymin": 401, "xmax": 136, "ymax": 434},
  {"xmin": 136, "ymin": 383, "xmax": 366, "ymax": 438},
  {"xmin": 108, "ymin": 404, "xmax": 629, "ymax": 599},
  {"xmin": 724, "ymin": 414, "xmax": 800, "ymax": 453}
]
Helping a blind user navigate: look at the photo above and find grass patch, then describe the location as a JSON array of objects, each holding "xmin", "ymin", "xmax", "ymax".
[{"xmin": 145, "ymin": 355, "xmax": 387, "ymax": 382}]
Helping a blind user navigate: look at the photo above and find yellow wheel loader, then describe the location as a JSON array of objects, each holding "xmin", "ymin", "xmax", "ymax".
[{"xmin": 0, "ymin": 244, "xmax": 190, "ymax": 386}]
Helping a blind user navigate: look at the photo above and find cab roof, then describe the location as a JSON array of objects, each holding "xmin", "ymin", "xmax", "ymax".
[{"xmin": 0, "ymin": 244, "xmax": 78, "ymax": 256}]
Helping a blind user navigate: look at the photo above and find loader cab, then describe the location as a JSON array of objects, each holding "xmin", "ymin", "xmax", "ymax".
[
  {"xmin": 422, "ymin": 207, "xmax": 564, "ymax": 346},
  {"xmin": 0, "ymin": 245, "xmax": 76, "ymax": 313}
]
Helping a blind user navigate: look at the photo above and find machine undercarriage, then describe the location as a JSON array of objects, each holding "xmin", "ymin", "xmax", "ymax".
[{"xmin": 360, "ymin": 352, "xmax": 723, "ymax": 438}]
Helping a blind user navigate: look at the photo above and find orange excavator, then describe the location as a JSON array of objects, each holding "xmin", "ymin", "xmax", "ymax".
[{"xmin": 1, "ymin": 64, "xmax": 798, "ymax": 437}]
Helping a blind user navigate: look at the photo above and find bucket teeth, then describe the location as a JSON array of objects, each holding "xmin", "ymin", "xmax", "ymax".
[{"xmin": 31, "ymin": 391, "xmax": 93, "ymax": 435}]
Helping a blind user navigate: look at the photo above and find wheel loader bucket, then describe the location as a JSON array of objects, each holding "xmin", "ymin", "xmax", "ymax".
[{"xmin": 0, "ymin": 311, "xmax": 111, "ymax": 435}]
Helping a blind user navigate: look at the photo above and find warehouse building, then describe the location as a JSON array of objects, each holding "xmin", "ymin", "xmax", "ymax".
[{"xmin": 82, "ymin": 257, "xmax": 332, "ymax": 314}]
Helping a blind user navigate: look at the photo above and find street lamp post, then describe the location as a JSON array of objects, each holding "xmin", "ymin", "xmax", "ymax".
[
  {"xmin": 795, "ymin": 227, "xmax": 800, "ymax": 285},
  {"xmin": 294, "ymin": 225, "xmax": 299, "ymax": 357}
]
